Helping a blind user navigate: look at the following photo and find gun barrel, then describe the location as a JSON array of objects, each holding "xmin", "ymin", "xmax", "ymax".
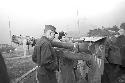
[
  {"xmin": 51, "ymin": 41, "xmax": 91, "ymax": 54},
  {"xmin": 51, "ymin": 41, "xmax": 74, "ymax": 49}
]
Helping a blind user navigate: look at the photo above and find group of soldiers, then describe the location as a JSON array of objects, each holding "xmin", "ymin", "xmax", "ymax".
[
  {"xmin": 32, "ymin": 23, "xmax": 125, "ymax": 83},
  {"xmin": 32, "ymin": 25, "xmax": 92, "ymax": 83},
  {"xmin": 0, "ymin": 23, "xmax": 125, "ymax": 83}
]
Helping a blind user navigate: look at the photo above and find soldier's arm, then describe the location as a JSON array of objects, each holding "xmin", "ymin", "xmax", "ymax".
[
  {"xmin": 55, "ymin": 49, "xmax": 92, "ymax": 61},
  {"xmin": 54, "ymin": 42, "xmax": 92, "ymax": 60}
]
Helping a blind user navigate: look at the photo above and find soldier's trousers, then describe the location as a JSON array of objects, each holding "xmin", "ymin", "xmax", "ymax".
[{"xmin": 37, "ymin": 69, "xmax": 57, "ymax": 83}]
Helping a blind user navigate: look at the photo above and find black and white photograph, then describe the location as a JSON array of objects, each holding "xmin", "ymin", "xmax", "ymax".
[{"xmin": 0, "ymin": 0, "xmax": 125, "ymax": 83}]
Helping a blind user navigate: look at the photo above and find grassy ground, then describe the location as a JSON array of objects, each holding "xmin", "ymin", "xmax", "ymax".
[
  {"xmin": 5, "ymin": 56, "xmax": 36, "ymax": 80},
  {"xmin": 2, "ymin": 46, "xmax": 37, "ymax": 82}
]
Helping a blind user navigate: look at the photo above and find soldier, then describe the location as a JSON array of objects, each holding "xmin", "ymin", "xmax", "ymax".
[
  {"xmin": 32, "ymin": 25, "xmax": 59, "ymax": 83},
  {"xmin": 57, "ymin": 32, "xmax": 77, "ymax": 83},
  {"xmin": 57, "ymin": 32, "xmax": 90, "ymax": 83},
  {"xmin": 0, "ymin": 52, "xmax": 10, "ymax": 83},
  {"xmin": 107, "ymin": 23, "xmax": 125, "ymax": 66},
  {"xmin": 102, "ymin": 23, "xmax": 125, "ymax": 83},
  {"xmin": 32, "ymin": 25, "xmax": 92, "ymax": 83},
  {"xmin": 115, "ymin": 23, "xmax": 125, "ymax": 66}
]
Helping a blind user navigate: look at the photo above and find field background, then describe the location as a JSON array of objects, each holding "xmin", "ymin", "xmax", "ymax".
[
  {"xmin": 2, "ymin": 42, "xmax": 125, "ymax": 83},
  {"xmin": 2, "ymin": 45, "xmax": 37, "ymax": 83}
]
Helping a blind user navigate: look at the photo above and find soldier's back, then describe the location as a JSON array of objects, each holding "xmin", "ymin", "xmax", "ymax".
[
  {"xmin": 116, "ymin": 35, "xmax": 125, "ymax": 47},
  {"xmin": 116, "ymin": 35, "xmax": 125, "ymax": 66},
  {"xmin": 108, "ymin": 35, "xmax": 125, "ymax": 66}
]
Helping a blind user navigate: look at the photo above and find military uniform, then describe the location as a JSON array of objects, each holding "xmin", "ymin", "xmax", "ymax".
[
  {"xmin": 32, "ymin": 36, "xmax": 58, "ymax": 83},
  {"xmin": 107, "ymin": 35, "xmax": 125, "ymax": 66},
  {"xmin": 32, "ymin": 35, "xmax": 92, "ymax": 83},
  {"xmin": 55, "ymin": 48, "xmax": 92, "ymax": 83},
  {"xmin": 114, "ymin": 35, "xmax": 125, "ymax": 66},
  {"xmin": 59, "ymin": 56, "xmax": 76, "ymax": 83},
  {"xmin": 0, "ymin": 52, "xmax": 10, "ymax": 83},
  {"xmin": 102, "ymin": 34, "xmax": 125, "ymax": 83}
]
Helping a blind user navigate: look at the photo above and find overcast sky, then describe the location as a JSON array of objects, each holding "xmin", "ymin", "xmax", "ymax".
[{"xmin": 0, "ymin": 0, "xmax": 125, "ymax": 44}]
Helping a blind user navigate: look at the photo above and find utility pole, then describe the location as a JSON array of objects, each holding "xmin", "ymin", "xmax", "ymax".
[
  {"xmin": 8, "ymin": 17, "xmax": 12, "ymax": 46},
  {"xmin": 77, "ymin": 9, "xmax": 80, "ymax": 36}
]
